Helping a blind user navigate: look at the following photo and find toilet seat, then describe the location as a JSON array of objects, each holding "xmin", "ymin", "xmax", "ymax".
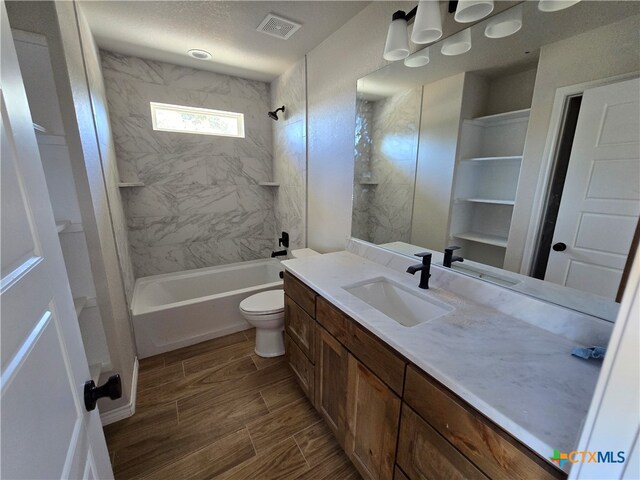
[{"xmin": 239, "ymin": 290, "xmax": 284, "ymax": 315}]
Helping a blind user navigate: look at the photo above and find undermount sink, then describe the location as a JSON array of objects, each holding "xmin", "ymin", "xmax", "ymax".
[
  {"xmin": 450, "ymin": 264, "xmax": 521, "ymax": 287},
  {"xmin": 343, "ymin": 277, "xmax": 453, "ymax": 327}
]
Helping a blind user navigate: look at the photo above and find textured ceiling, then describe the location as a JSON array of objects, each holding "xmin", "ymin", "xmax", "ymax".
[{"xmin": 80, "ymin": 1, "xmax": 370, "ymax": 82}]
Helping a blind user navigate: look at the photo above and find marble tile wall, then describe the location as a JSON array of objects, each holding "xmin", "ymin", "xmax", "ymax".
[
  {"xmin": 352, "ymin": 99, "xmax": 374, "ymax": 241},
  {"xmin": 270, "ymin": 58, "xmax": 307, "ymax": 253},
  {"xmin": 101, "ymin": 51, "xmax": 275, "ymax": 277},
  {"xmin": 352, "ymin": 88, "xmax": 422, "ymax": 245}
]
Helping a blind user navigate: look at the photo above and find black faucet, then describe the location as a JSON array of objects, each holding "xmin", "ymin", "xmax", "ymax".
[
  {"xmin": 271, "ymin": 249, "xmax": 287, "ymax": 258},
  {"xmin": 406, "ymin": 252, "xmax": 432, "ymax": 289},
  {"xmin": 443, "ymin": 245, "xmax": 464, "ymax": 268}
]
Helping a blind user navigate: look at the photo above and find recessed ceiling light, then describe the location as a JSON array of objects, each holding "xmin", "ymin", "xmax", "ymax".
[{"xmin": 188, "ymin": 49, "xmax": 212, "ymax": 60}]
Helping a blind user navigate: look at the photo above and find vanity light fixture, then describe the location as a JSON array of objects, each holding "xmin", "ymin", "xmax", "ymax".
[
  {"xmin": 187, "ymin": 49, "xmax": 212, "ymax": 60},
  {"xmin": 383, "ymin": 11, "xmax": 411, "ymax": 61},
  {"xmin": 404, "ymin": 47, "xmax": 430, "ymax": 67},
  {"xmin": 383, "ymin": 1, "xmax": 479, "ymax": 62},
  {"xmin": 454, "ymin": 0, "xmax": 494, "ymax": 23},
  {"xmin": 484, "ymin": 4, "xmax": 522, "ymax": 39},
  {"xmin": 538, "ymin": 0, "xmax": 581, "ymax": 12},
  {"xmin": 411, "ymin": 1, "xmax": 443, "ymax": 44},
  {"xmin": 441, "ymin": 28, "xmax": 472, "ymax": 56}
]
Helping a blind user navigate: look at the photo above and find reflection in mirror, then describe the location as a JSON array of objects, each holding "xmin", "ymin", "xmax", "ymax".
[
  {"xmin": 352, "ymin": 87, "xmax": 422, "ymax": 244},
  {"xmin": 351, "ymin": 1, "xmax": 640, "ymax": 322}
]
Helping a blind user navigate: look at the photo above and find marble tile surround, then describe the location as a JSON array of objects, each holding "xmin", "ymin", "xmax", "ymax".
[
  {"xmin": 101, "ymin": 51, "xmax": 276, "ymax": 277},
  {"xmin": 271, "ymin": 58, "xmax": 307, "ymax": 254},
  {"xmin": 352, "ymin": 88, "xmax": 421, "ymax": 244}
]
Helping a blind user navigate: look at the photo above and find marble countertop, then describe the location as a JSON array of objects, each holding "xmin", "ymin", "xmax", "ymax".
[{"xmin": 282, "ymin": 251, "xmax": 603, "ymax": 472}]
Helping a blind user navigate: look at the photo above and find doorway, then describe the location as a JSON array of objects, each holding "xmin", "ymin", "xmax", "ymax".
[{"xmin": 532, "ymin": 77, "xmax": 640, "ymax": 300}]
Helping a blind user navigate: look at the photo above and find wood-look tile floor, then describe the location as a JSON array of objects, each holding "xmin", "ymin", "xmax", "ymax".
[{"xmin": 105, "ymin": 329, "xmax": 361, "ymax": 480}]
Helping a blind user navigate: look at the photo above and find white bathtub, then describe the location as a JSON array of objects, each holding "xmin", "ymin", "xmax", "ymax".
[{"xmin": 131, "ymin": 258, "xmax": 283, "ymax": 358}]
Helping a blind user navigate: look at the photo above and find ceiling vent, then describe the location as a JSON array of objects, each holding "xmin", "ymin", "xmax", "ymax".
[{"xmin": 256, "ymin": 13, "xmax": 302, "ymax": 40}]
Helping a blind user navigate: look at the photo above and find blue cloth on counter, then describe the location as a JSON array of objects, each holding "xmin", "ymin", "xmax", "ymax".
[{"xmin": 571, "ymin": 346, "xmax": 606, "ymax": 360}]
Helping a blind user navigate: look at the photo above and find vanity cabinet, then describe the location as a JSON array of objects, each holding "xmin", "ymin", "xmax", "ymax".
[{"xmin": 283, "ymin": 273, "xmax": 566, "ymax": 480}]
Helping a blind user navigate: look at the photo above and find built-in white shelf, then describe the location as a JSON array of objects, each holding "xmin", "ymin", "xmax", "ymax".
[
  {"xmin": 258, "ymin": 182, "xmax": 280, "ymax": 187},
  {"xmin": 466, "ymin": 108, "xmax": 531, "ymax": 127},
  {"xmin": 33, "ymin": 122, "xmax": 47, "ymax": 133},
  {"xmin": 74, "ymin": 296, "xmax": 88, "ymax": 317},
  {"xmin": 55, "ymin": 220, "xmax": 71, "ymax": 233},
  {"xmin": 458, "ymin": 198, "xmax": 515, "ymax": 206},
  {"xmin": 461, "ymin": 155, "xmax": 522, "ymax": 163},
  {"xmin": 118, "ymin": 182, "xmax": 145, "ymax": 188},
  {"xmin": 452, "ymin": 232, "xmax": 508, "ymax": 248}
]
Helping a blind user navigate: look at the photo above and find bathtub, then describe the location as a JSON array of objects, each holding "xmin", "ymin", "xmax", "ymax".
[{"xmin": 131, "ymin": 258, "xmax": 283, "ymax": 358}]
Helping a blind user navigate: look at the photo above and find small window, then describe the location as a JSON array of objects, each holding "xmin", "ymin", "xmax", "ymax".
[{"xmin": 150, "ymin": 102, "xmax": 245, "ymax": 138}]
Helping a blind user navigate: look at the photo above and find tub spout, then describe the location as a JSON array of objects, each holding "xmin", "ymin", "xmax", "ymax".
[{"xmin": 271, "ymin": 249, "xmax": 287, "ymax": 258}]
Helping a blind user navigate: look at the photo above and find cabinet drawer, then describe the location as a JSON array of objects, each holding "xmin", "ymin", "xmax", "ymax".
[
  {"xmin": 404, "ymin": 366, "xmax": 566, "ymax": 480},
  {"xmin": 285, "ymin": 333, "xmax": 314, "ymax": 401},
  {"xmin": 284, "ymin": 271, "xmax": 317, "ymax": 318},
  {"xmin": 285, "ymin": 295, "xmax": 315, "ymax": 361},
  {"xmin": 317, "ymin": 297, "xmax": 406, "ymax": 395},
  {"xmin": 397, "ymin": 405, "xmax": 488, "ymax": 480}
]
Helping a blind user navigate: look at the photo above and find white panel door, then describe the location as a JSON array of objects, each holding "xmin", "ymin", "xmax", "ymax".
[
  {"xmin": 0, "ymin": 3, "xmax": 113, "ymax": 479},
  {"xmin": 545, "ymin": 78, "xmax": 640, "ymax": 299}
]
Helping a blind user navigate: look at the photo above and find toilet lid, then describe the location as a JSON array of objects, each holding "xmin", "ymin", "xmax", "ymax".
[{"xmin": 240, "ymin": 290, "xmax": 284, "ymax": 314}]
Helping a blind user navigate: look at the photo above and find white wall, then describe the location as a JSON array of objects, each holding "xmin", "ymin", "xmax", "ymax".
[
  {"xmin": 411, "ymin": 73, "xmax": 466, "ymax": 251},
  {"xmin": 485, "ymin": 67, "xmax": 537, "ymax": 116},
  {"xmin": 306, "ymin": 1, "xmax": 414, "ymax": 253},
  {"xmin": 505, "ymin": 16, "xmax": 640, "ymax": 273}
]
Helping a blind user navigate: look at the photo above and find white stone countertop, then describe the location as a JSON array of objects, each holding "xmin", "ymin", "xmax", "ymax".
[{"xmin": 282, "ymin": 251, "xmax": 603, "ymax": 473}]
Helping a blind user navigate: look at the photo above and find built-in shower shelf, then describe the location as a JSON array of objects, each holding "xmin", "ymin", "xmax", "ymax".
[
  {"xmin": 118, "ymin": 182, "xmax": 145, "ymax": 188},
  {"xmin": 258, "ymin": 182, "xmax": 280, "ymax": 187},
  {"xmin": 56, "ymin": 220, "xmax": 71, "ymax": 233}
]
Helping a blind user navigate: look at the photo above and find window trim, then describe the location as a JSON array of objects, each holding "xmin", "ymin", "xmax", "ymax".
[{"xmin": 149, "ymin": 101, "xmax": 245, "ymax": 138}]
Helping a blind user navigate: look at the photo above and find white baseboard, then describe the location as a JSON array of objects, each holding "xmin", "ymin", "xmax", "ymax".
[{"xmin": 100, "ymin": 357, "xmax": 138, "ymax": 426}]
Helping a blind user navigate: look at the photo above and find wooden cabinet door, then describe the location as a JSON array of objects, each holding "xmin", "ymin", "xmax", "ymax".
[
  {"xmin": 397, "ymin": 405, "xmax": 488, "ymax": 480},
  {"xmin": 314, "ymin": 325, "xmax": 348, "ymax": 446},
  {"xmin": 346, "ymin": 354, "xmax": 401, "ymax": 480}
]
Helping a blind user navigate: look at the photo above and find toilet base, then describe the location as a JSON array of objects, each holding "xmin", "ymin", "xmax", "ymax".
[{"xmin": 254, "ymin": 327, "xmax": 285, "ymax": 358}]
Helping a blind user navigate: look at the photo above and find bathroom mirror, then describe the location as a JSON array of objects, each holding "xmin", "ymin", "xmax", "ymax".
[{"xmin": 351, "ymin": 1, "xmax": 640, "ymax": 322}]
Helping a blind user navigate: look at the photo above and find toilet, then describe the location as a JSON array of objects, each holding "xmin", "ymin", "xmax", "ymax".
[
  {"xmin": 240, "ymin": 248, "xmax": 320, "ymax": 357},
  {"xmin": 240, "ymin": 290, "xmax": 286, "ymax": 357}
]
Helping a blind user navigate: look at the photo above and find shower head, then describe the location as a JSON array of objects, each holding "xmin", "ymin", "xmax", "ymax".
[{"xmin": 268, "ymin": 105, "xmax": 285, "ymax": 121}]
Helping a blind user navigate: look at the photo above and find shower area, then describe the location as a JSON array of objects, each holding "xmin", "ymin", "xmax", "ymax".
[
  {"xmin": 102, "ymin": 51, "xmax": 307, "ymax": 278},
  {"xmin": 101, "ymin": 50, "xmax": 308, "ymax": 352}
]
